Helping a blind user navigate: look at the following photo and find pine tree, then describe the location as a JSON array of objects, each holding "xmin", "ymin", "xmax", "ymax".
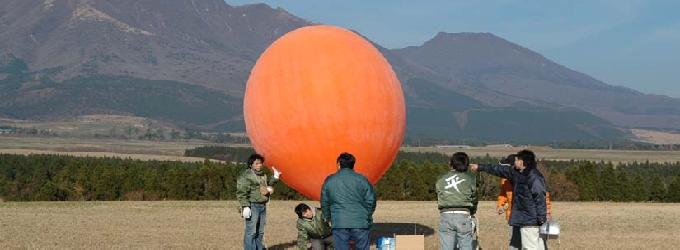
[
  {"xmin": 666, "ymin": 176, "xmax": 680, "ymax": 202},
  {"xmin": 628, "ymin": 174, "xmax": 648, "ymax": 201},
  {"xmin": 616, "ymin": 171, "xmax": 631, "ymax": 201},
  {"xmin": 648, "ymin": 176, "xmax": 667, "ymax": 202},
  {"xmin": 598, "ymin": 166, "xmax": 619, "ymax": 201},
  {"xmin": 569, "ymin": 163, "xmax": 598, "ymax": 201}
]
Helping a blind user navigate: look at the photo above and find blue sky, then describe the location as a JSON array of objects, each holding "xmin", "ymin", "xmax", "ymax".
[{"xmin": 227, "ymin": 0, "xmax": 680, "ymax": 98}]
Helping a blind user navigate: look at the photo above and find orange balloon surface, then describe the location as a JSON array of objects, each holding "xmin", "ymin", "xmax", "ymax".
[{"xmin": 243, "ymin": 25, "xmax": 406, "ymax": 201}]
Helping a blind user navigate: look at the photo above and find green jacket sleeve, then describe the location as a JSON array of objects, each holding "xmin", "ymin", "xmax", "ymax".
[
  {"xmin": 236, "ymin": 171, "xmax": 250, "ymax": 207},
  {"xmin": 296, "ymin": 222, "xmax": 309, "ymax": 250}
]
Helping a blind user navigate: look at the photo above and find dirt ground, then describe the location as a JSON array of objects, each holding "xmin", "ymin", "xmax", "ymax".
[{"xmin": 1, "ymin": 201, "xmax": 679, "ymax": 249}]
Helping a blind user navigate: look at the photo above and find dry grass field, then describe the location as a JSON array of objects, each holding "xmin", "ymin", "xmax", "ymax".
[
  {"xmin": 3, "ymin": 135, "xmax": 680, "ymax": 164},
  {"xmin": 0, "ymin": 149, "xmax": 217, "ymax": 163},
  {"xmin": 2, "ymin": 201, "xmax": 679, "ymax": 249},
  {"xmin": 0, "ymin": 136, "xmax": 226, "ymax": 156},
  {"xmin": 632, "ymin": 129, "xmax": 680, "ymax": 145},
  {"xmin": 0, "ymin": 115, "xmax": 177, "ymax": 138},
  {"xmin": 402, "ymin": 146, "xmax": 680, "ymax": 163}
]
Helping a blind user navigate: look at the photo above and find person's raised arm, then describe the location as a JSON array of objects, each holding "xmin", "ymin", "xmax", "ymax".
[{"xmin": 470, "ymin": 163, "xmax": 514, "ymax": 180}]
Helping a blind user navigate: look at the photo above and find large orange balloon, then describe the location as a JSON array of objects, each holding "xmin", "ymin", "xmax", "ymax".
[{"xmin": 243, "ymin": 25, "xmax": 405, "ymax": 200}]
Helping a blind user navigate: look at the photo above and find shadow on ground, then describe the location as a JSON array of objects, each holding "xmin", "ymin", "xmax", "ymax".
[
  {"xmin": 268, "ymin": 240, "xmax": 297, "ymax": 249},
  {"xmin": 268, "ymin": 223, "xmax": 435, "ymax": 249},
  {"xmin": 371, "ymin": 222, "xmax": 435, "ymax": 241}
]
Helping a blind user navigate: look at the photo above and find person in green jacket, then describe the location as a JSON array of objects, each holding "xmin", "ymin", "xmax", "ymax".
[
  {"xmin": 236, "ymin": 153, "xmax": 281, "ymax": 250},
  {"xmin": 294, "ymin": 203, "xmax": 333, "ymax": 250},
  {"xmin": 436, "ymin": 152, "xmax": 478, "ymax": 250},
  {"xmin": 320, "ymin": 152, "xmax": 376, "ymax": 250}
]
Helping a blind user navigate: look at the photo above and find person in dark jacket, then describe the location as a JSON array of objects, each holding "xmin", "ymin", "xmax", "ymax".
[
  {"xmin": 320, "ymin": 152, "xmax": 376, "ymax": 250},
  {"xmin": 294, "ymin": 203, "xmax": 333, "ymax": 250},
  {"xmin": 436, "ymin": 152, "xmax": 478, "ymax": 250},
  {"xmin": 471, "ymin": 150, "xmax": 547, "ymax": 250}
]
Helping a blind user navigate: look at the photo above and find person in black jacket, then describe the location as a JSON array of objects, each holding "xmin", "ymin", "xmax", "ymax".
[{"xmin": 470, "ymin": 150, "xmax": 547, "ymax": 250}]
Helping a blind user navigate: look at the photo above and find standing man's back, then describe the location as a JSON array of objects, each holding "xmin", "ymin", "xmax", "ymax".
[
  {"xmin": 436, "ymin": 152, "xmax": 478, "ymax": 250},
  {"xmin": 321, "ymin": 152, "xmax": 376, "ymax": 250}
]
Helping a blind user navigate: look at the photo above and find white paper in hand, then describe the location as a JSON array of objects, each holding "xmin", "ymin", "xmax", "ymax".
[{"xmin": 242, "ymin": 207, "xmax": 251, "ymax": 219}]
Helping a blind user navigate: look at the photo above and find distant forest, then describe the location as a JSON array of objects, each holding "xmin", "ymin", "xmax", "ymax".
[{"xmin": 1, "ymin": 147, "xmax": 680, "ymax": 202}]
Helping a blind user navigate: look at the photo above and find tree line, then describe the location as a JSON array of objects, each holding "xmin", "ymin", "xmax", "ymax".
[{"xmin": 1, "ymin": 147, "xmax": 680, "ymax": 202}]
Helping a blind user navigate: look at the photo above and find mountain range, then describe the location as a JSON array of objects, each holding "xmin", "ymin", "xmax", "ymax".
[{"xmin": 2, "ymin": 0, "xmax": 679, "ymax": 144}]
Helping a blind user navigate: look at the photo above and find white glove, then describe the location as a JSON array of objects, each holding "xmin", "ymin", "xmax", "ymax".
[
  {"xmin": 242, "ymin": 207, "xmax": 251, "ymax": 219},
  {"xmin": 272, "ymin": 167, "xmax": 281, "ymax": 179},
  {"xmin": 266, "ymin": 186, "xmax": 274, "ymax": 194}
]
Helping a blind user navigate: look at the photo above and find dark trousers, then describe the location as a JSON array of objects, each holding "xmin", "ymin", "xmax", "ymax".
[
  {"xmin": 311, "ymin": 235, "xmax": 334, "ymax": 250},
  {"xmin": 332, "ymin": 228, "xmax": 369, "ymax": 250}
]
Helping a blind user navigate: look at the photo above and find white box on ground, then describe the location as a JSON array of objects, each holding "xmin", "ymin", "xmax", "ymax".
[{"xmin": 395, "ymin": 235, "xmax": 424, "ymax": 250}]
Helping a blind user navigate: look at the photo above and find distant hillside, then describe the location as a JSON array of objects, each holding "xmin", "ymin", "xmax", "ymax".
[
  {"xmin": 392, "ymin": 32, "xmax": 680, "ymax": 129},
  {"xmin": 4, "ymin": 0, "xmax": 680, "ymax": 144},
  {"xmin": 0, "ymin": 56, "xmax": 243, "ymax": 130}
]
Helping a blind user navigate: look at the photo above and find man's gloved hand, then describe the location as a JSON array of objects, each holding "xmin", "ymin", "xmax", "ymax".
[
  {"xmin": 272, "ymin": 167, "xmax": 281, "ymax": 179},
  {"xmin": 242, "ymin": 207, "xmax": 251, "ymax": 219},
  {"xmin": 266, "ymin": 186, "xmax": 274, "ymax": 194}
]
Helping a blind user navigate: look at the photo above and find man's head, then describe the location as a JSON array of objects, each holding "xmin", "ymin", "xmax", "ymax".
[
  {"xmin": 247, "ymin": 153, "xmax": 265, "ymax": 172},
  {"xmin": 294, "ymin": 203, "xmax": 313, "ymax": 219},
  {"xmin": 449, "ymin": 152, "xmax": 469, "ymax": 172},
  {"xmin": 336, "ymin": 152, "xmax": 356, "ymax": 169},
  {"xmin": 515, "ymin": 150, "xmax": 536, "ymax": 170}
]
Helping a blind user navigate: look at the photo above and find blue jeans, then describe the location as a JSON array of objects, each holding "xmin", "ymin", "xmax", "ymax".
[
  {"xmin": 332, "ymin": 228, "xmax": 370, "ymax": 250},
  {"xmin": 439, "ymin": 213, "xmax": 474, "ymax": 250},
  {"xmin": 243, "ymin": 203, "xmax": 267, "ymax": 250}
]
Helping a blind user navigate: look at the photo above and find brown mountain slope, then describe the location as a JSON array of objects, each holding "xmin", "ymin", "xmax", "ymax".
[
  {"xmin": 392, "ymin": 32, "xmax": 680, "ymax": 129},
  {"xmin": 0, "ymin": 0, "xmax": 309, "ymax": 94}
]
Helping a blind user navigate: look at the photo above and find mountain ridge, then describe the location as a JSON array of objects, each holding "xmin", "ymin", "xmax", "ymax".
[{"xmin": 3, "ymin": 0, "xmax": 678, "ymax": 143}]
